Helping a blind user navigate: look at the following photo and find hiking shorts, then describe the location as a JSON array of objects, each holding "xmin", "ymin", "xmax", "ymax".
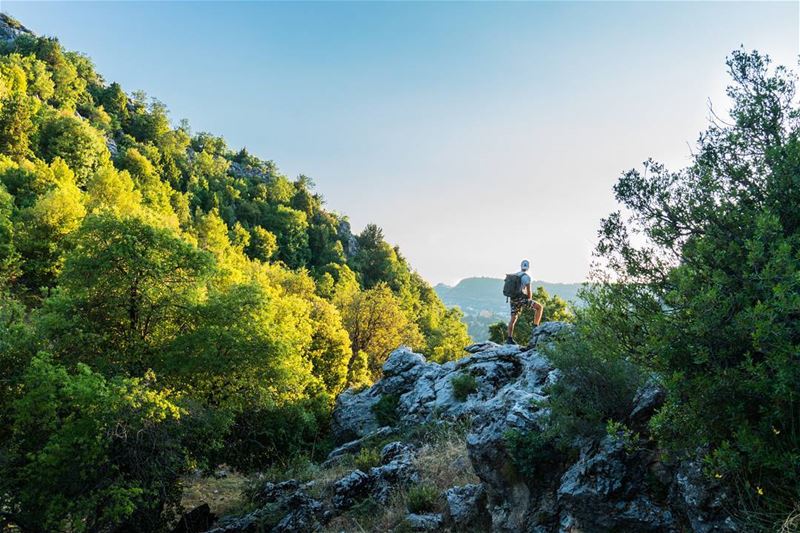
[{"xmin": 510, "ymin": 296, "xmax": 531, "ymax": 316}]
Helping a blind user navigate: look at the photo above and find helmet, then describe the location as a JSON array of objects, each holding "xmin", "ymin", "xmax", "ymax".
[{"xmin": 521, "ymin": 259, "xmax": 530, "ymax": 271}]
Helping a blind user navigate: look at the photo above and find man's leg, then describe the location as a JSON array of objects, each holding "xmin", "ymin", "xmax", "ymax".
[
  {"xmin": 532, "ymin": 301, "xmax": 544, "ymax": 327},
  {"xmin": 507, "ymin": 311, "xmax": 519, "ymax": 338}
]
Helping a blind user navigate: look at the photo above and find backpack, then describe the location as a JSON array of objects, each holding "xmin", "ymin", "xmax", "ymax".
[{"xmin": 502, "ymin": 272, "xmax": 523, "ymax": 298}]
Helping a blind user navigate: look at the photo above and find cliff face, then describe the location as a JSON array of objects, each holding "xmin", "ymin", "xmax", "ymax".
[
  {"xmin": 0, "ymin": 14, "xmax": 32, "ymax": 43},
  {"xmin": 206, "ymin": 323, "xmax": 736, "ymax": 532}
]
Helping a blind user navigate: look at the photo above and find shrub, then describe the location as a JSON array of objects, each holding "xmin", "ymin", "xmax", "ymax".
[
  {"xmin": 372, "ymin": 393, "xmax": 400, "ymax": 427},
  {"xmin": 1, "ymin": 354, "xmax": 205, "ymax": 532},
  {"xmin": 543, "ymin": 329, "xmax": 644, "ymax": 445},
  {"xmin": 504, "ymin": 428, "xmax": 563, "ymax": 482},
  {"xmin": 355, "ymin": 446, "xmax": 382, "ymax": 471},
  {"xmin": 606, "ymin": 420, "xmax": 640, "ymax": 454},
  {"xmin": 451, "ymin": 372, "xmax": 478, "ymax": 402},
  {"xmin": 585, "ymin": 50, "xmax": 800, "ymax": 525},
  {"xmin": 221, "ymin": 393, "xmax": 333, "ymax": 472},
  {"xmin": 406, "ymin": 483, "xmax": 440, "ymax": 514},
  {"xmin": 260, "ymin": 455, "xmax": 319, "ymax": 484}
]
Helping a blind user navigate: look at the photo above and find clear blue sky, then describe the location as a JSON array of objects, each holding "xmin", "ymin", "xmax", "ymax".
[{"xmin": 5, "ymin": 1, "xmax": 798, "ymax": 284}]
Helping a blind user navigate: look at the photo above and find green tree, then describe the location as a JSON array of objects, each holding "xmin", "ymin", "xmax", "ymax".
[
  {"xmin": 339, "ymin": 283, "xmax": 423, "ymax": 382},
  {"xmin": 306, "ymin": 295, "xmax": 352, "ymax": 394},
  {"xmin": 38, "ymin": 112, "xmax": 109, "ymax": 183},
  {"xmin": 262, "ymin": 204, "xmax": 310, "ymax": 268},
  {"xmin": 0, "ymin": 92, "xmax": 35, "ymax": 159},
  {"xmin": 2, "ymin": 354, "xmax": 203, "ymax": 532},
  {"xmin": 246, "ymin": 225, "xmax": 278, "ymax": 262},
  {"xmin": 85, "ymin": 165, "xmax": 142, "ymax": 215},
  {"xmin": 0, "ymin": 182, "xmax": 19, "ymax": 285},
  {"xmin": 15, "ymin": 164, "xmax": 86, "ymax": 291},
  {"xmin": 350, "ymin": 224, "xmax": 408, "ymax": 290},
  {"xmin": 39, "ymin": 214, "xmax": 213, "ymax": 375},
  {"xmin": 565, "ymin": 50, "xmax": 800, "ymax": 527}
]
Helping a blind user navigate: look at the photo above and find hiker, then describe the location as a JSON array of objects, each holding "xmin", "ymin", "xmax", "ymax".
[{"xmin": 503, "ymin": 259, "xmax": 544, "ymax": 344}]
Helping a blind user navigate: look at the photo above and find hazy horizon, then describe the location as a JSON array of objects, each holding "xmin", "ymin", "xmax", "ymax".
[{"xmin": 7, "ymin": 1, "xmax": 798, "ymax": 285}]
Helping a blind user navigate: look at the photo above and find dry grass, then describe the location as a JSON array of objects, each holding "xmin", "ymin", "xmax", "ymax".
[
  {"xmin": 320, "ymin": 423, "xmax": 479, "ymax": 532},
  {"xmin": 780, "ymin": 506, "xmax": 800, "ymax": 533},
  {"xmin": 180, "ymin": 470, "xmax": 251, "ymax": 517},
  {"xmin": 413, "ymin": 428, "xmax": 480, "ymax": 491},
  {"xmin": 199, "ymin": 422, "xmax": 480, "ymax": 532}
]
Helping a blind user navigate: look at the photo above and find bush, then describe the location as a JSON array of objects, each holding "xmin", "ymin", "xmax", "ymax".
[
  {"xmin": 504, "ymin": 428, "xmax": 563, "ymax": 483},
  {"xmin": 372, "ymin": 393, "xmax": 400, "ymax": 427},
  {"xmin": 1, "ymin": 354, "xmax": 205, "ymax": 532},
  {"xmin": 221, "ymin": 393, "xmax": 333, "ymax": 472},
  {"xmin": 544, "ymin": 329, "xmax": 644, "ymax": 445},
  {"xmin": 406, "ymin": 483, "xmax": 439, "ymax": 514},
  {"xmin": 586, "ymin": 50, "xmax": 800, "ymax": 525},
  {"xmin": 450, "ymin": 372, "xmax": 478, "ymax": 401},
  {"xmin": 355, "ymin": 446, "xmax": 382, "ymax": 471}
]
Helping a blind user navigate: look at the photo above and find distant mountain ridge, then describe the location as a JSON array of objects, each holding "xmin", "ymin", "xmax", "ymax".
[{"xmin": 434, "ymin": 277, "xmax": 584, "ymax": 341}]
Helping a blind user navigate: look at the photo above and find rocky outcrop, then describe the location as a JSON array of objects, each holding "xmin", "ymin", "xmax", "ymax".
[
  {"xmin": 207, "ymin": 480, "xmax": 330, "ymax": 533},
  {"xmin": 332, "ymin": 324, "xmax": 568, "ymax": 444},
  {"xmin": 443, "ymin": 484, "xmax": 491, "ymax": 531},
  {"xmin": 557, "ymin": 437, "xmax": 677, "ymax": 532},
  {"xmin": 172, "ymin": 504, "xmax": 217, "ymax": 533},
  {"xmin": 210, "ymin": 322, "xmax": 735, "ymax": 532},
  {"xmin": 327, "ymin": 322, "xmax": 735, "ymax": 532},
  {"xmin": 333, "ymin": 441, "xmax": 420, "ymax": 510},
  {"xmin": 0, "ymin": 14, "xmax": 32, "ymax": 43}
]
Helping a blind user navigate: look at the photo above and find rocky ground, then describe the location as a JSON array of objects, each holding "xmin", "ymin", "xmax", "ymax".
[{"xmin": 181, "ymin": 322, "xmax": 737, "ymax": 532}]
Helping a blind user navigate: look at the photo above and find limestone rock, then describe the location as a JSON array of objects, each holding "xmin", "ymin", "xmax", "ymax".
[
  {"xmin": 404, "ymin": 513, "xmax": 444, "ymax": 531},
  {"xmin": 672, "ymin": 456, "xmax": 738, "ymax": 532},
  {"xmin": 443, "ymin": 483, "xmax": 490, "ymax": 531},
  {"xmin": 628, "ymin": 379, "xmax": 666, "ymax": 430},
  {"xmin": 171, "ymin": 503, "xmax": 216, "ymax": 533},
  {"xmin": 317, "ymin": 322, "xmax": 734, "ymax": 532},
  {"xmin": 557, "ymin": 436, "xmax": 677, "ymax": 532},
  {"xmin": 332, "ymin": 470, "xmax": 371, "ymax": 510},
  {"xmin": 369, "ymin": 441, "xmax": 420, "ymax": 504},
  {"xmin": 331, "ymin": 387, "xmax": 381, "ymax": 443},
  {"xmin": 528, "ymin": 321, "xmax": 571, "ymax": 348},
  {"xmin": 271, "ymin": 491, "xmax": 327, "ymax": 532},
  {"xmin": 323, "ymin": 426, "xmax": 395, "ymax": 467},
  {"xmin": 0, "ymin": 14, "xmax": 32, "ymax": 43}
]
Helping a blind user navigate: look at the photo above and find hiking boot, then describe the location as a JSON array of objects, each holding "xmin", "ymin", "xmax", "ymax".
[{"xmin": 505, "ymin": 336, "xmax": 518, "ymax": 345}]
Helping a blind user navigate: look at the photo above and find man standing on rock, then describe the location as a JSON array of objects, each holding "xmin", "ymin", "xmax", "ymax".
[{"xmin": 505, "ymin": 259, "xmax": 544, "ymax": 345}]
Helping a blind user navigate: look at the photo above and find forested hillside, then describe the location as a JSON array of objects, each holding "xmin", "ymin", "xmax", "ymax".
[{"xmin": 0, "ymin": 14, "xmax": 469, "ymax": 531}]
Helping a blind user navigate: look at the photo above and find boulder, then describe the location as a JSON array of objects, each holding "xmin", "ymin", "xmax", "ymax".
[
  {"xmin": 369, "ymin": 441, "xmax": 420, "ymax": 504},
  {"xmin": 557, "ymin": 436, "xmax": 677, "ymax": 532},
  {"xmin": 628, "ymin": 379, "xmax": 666, "ymax": 430},
  {"xmin": 672, "ymin": 456, "xmax": 738, "ymax": 532},
  {"xmin": 404, "ymin": 513, "xmax": 444, "ymax": 531},
  {"xmin": 331, "ymin": 336, "xmax": 558, "ymax": 444},
  {"xmin": 443, "ymin": 484, "xmax": 490, "ymax": 531},
  {"xmin": 332, "ymin": 470, "xmax": 372, "ymax": 510},
  {"xmin": 528, "ymin": 321, "xmax": 571, "ymax": 348},
  {"xmin": 253, "ymin": 480, "xmax": 301, "ymax": 506},
  {"xmin": 380, "ymin": 441, "xmax": 415, "ymax": 464},
  {"xmin": 331, "ymin": 388, "xmax": 382, "ymax": 443},
  {"xmin": 271, "ymin": 491, "xmax": 328, "ymax": 532},
  {"xmin": 171, "ymin": 503, "xmax": 216, "ymax": 533},
  {"xmin": 323, "ymin": 426, "xmax": 395, "ymax": 467}
]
